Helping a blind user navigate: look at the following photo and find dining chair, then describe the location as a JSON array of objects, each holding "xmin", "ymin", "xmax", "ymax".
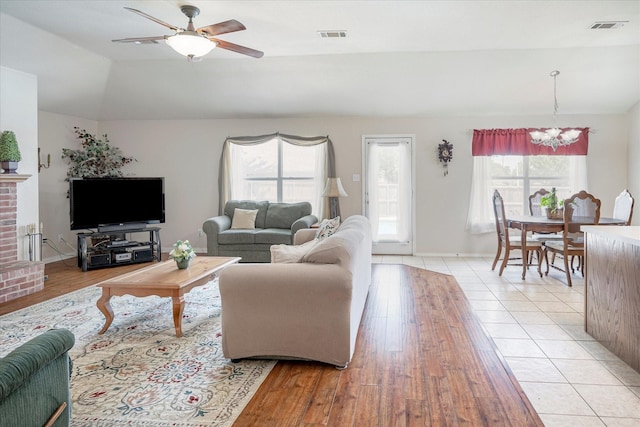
[
  {"xmin": 491, "ymin": 190, "xmax": 543, "ymax": 277},
  {"xmin": 529, "ymin": 188, "xmax": 550, "ymax": 217},
  {"xmin": 527, "ymin": 188, "xmax": 559, "ymax": 267},
  {"xmin": 543, "ymin": 190, "xmax": 601, "ymax": 287},
  {"xmin": 613, "ymin": 189, "xmax": 634, "ymax": 225}
]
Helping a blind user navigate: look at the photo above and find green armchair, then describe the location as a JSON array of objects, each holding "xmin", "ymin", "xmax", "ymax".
[{"xmin": 0, "ymin": 328, "xmax": 75, "ymax": 427}]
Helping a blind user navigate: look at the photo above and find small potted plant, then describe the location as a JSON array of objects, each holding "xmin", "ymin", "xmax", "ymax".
[
  {"xmin": 540, "ymin": 187, "xmax": 564, "ymax": 219},
  {"xmin": 169, "ymin": 240, "xmax": 196, "ymax": 269},
  {"xmin": 0, "ymin": 130, "xmax": 22, "ymax": 174}
]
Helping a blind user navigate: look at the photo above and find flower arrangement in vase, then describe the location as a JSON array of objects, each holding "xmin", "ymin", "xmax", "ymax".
[
  {"xmin": 540, "ymin": 187, "xmax": 564, "ymax": 219},
  {"xmin": 169, "ymin": 240, "xmax": 196, "ymax": 269}
]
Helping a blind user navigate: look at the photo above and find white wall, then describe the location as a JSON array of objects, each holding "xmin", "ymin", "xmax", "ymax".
[
  {"xmin": 38, "ymin": 112, "xmax": 97, "ymax": 260},
  {"xmin": 627, "ymin": 102, "xmax": 640, "ymax": 225},
  {"xmin": 0, "ymin": 66, "xmax": 39, "ymax": 261},
  {"xmin": 70, "ymin": 114, "xmax": 623, "ymax": 256}
]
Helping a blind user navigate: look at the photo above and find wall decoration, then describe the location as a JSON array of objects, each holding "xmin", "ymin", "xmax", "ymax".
[
  {"xmin": 62, "ymin": 127, "xmax": 136, "ymax": 180},
  {"xmin": 437, "ymin": 139, "xmax": 453, "ymax": 176}
]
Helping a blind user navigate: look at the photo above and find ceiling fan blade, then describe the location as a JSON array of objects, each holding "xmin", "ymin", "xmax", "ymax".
[
  {"xmin": 124, "ymin": 7, "xmax": 179, "ymax": 31},
  {"xmin": 112, "ymin": 36, "xmax": 167, "ymax": 43},
  {"xmin": 197, "ymin": 19, "xmax": 246, "ymax": 36},
  {"xmin": 212, "ymin": 39, "xmax": 264, "ymax": 58}
]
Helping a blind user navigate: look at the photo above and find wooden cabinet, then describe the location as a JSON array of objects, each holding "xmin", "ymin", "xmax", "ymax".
[{"xmin": 583, "ymin": 226, "xmax": 640, "ymax": 373}]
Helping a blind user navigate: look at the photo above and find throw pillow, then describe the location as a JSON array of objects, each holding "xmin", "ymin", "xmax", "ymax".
[
  {"xmin": 231, "ymin": 208, "xmax": 259, "ymax": 229},
  {"xmin": 315, "ymin": 216, "xmax": 340, "ymax": 241},
  {"xmin": 271, "ymin": 239, "xmax": 317, "ymax": 263}
]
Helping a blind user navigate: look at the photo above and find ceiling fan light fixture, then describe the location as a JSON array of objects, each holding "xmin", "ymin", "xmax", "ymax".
[{"xmin": 166, "ymin": 31, "xmax": 216, "ymax": 58}]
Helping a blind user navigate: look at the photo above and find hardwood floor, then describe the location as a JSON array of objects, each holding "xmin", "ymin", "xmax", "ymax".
[{"xmin": 0, "ymin": 259, "xmax": 543, "ymax": 426}]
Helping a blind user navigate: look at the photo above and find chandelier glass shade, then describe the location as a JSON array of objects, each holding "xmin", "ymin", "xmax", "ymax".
[
  {"xmin": 529, "ymin": 70, "xmax": 581, "ymax": 151},
  {"xmin": 165, "ymin": 31, "xmax": 216, "ymax": 58}
]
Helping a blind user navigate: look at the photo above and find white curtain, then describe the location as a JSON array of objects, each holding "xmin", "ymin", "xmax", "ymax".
[
  {"xmin": 569, "ymin": 156, "xmax": 589, "ymax": 196},
  {"xmin": 366, "ymin": 143, "xmax": 380, "ymax": 239},
  {"xmin": 312, "ymin": 144, "xmax": 327, "ymax": 218},
  {"xmin": 219, "ymin": 132, "xmax": 335, "ymax": 219},
  {"xmin": 466, "ymin": 156, "xmax": 495, "ymax": 234},
  {"xmin": 397, "ymin": 142, "xmax": 411, "ymax": 242},
  {"xmin": 465, "ymin": 155, "xmax": 589, "ymax": 234}
]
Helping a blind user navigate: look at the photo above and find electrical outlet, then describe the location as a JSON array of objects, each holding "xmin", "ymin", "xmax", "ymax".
[
  {"xmin": 57, "ymin": 233, "xmax": 63, "ymax": 242},
  {"xmin": 197, "ymin": 228, "xmax": 204, "ymax": 237}
]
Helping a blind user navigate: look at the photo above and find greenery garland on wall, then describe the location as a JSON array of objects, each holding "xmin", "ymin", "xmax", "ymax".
[{"xmin": 62, "ymin": 127, "xmax": 135, "ymax": 182}]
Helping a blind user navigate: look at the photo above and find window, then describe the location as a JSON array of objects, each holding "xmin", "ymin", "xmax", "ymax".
[
  {"xmin": 467, "ymin": 128, "xmax": 589, "ymax": 234},
  {"xmin": 490, "ymin": 155, "xmax": 572, "ymax": 216},
  {"xmin": 228, "ymin": 137, "xmax": 326, "ymax": 214},
  {"xmin": 467, "ymin": 155, "xmax": 587, "ymax": 234}
]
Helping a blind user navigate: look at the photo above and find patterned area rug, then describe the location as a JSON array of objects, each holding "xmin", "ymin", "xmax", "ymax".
[{"xmin": 0, "ymin": 281, "xmax": 275, "ymax": 426}]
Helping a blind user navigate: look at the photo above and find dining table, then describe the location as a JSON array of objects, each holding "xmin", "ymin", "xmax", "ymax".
[{"xmin": 506, "ymin": 215, "xmax": 626, "ymax": 279}]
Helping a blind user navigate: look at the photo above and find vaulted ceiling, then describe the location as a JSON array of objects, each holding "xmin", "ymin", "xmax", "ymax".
[{"xmin": 1, "ymin": 0, "xmax": 638, "ymax": 120}]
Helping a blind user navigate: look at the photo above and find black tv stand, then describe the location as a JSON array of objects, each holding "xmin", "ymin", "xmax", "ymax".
[{"xmin": 77, "ymin": 227, "xmax": 161, "ymax": 272}]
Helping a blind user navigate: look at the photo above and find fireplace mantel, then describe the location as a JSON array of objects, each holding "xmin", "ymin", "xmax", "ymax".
[{"xmin": 0, "ymin": 174, "xmax": 31, "ymax": 183}]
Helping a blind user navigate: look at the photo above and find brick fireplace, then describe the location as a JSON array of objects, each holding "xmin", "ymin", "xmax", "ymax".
[{"xmin": 0, "ymin": 175, "xmax": 45, "ymax": 304}]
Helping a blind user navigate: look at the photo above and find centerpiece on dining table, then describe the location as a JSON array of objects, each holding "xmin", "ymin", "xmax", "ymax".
[{"xmin": 540, "ymin": 187, "xmax": 564, "ymax": 219}]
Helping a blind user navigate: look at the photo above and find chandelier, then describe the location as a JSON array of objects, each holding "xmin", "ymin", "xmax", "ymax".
[{"xmin": 530, "ymin": 70, "xmax": 581, "ymax": 151}]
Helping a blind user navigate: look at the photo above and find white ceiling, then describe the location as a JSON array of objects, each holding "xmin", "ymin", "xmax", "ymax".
[{"xmin": 1, "ymin": 0, "xmax": 639, "ymax": 120}]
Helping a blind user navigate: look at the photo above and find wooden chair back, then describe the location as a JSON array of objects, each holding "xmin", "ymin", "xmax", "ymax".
[
  {"xmin": 613, "ymin": 189, "xmax": 634, "ymax": 225},
  {"xmin": 564, "ymin": 190, "xmax": 601, "ymax": 237},
  {"xmin": 492, "ymin": 190, "xmax": 509, "ymax": 246},
  {"xmin": 529, "ymin": 188, "xmax": 550, "ymax": 217}
]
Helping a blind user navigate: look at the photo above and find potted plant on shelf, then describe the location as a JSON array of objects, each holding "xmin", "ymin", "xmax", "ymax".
[
  {"xmin": 0, "ymin": 130, "xmax": 22, "ymax": 174},
  {"xmin": 540, "ymin": 187, "xmax": 564, "ymax": 219}
]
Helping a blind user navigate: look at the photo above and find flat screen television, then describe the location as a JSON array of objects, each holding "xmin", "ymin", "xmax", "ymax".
[{"xmin": 70, "ymin": 177, "xmax": 165, "ymax": 231}]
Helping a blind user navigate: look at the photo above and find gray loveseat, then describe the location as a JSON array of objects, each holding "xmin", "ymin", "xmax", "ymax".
[{"xmin": 203, "ymin": 200, "xmax": 317, "ymax": 262}]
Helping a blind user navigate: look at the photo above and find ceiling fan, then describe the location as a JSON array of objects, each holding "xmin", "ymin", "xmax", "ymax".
[{"xmin": 112, "ymin": 5, "xmax": 263, "ymax": 61}]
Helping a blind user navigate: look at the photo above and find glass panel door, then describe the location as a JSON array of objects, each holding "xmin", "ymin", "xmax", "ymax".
[{"xmin": 364, "ymin": 136, "xmax": 413, "ymax": 255}]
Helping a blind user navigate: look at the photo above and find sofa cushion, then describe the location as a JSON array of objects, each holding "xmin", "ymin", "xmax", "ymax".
[
  {"xmin": 265, "ymin": 202, "xmax": 312, "ymax": 229},
  {"xmin": 303, "ymin": 216, "xmax": 367, "ymax": 266},
  {"xmin": 231, "ymin": 208, "xmax": 259, "ymax": 229},
  {"xmin": 255, "ymin": 228, "xmax": 292, "ymax": 245},
  {"xmin": 225, "ymin": 200, "xmax": 269, "ymax": 229},
  {"xmin": 315, "ymin": 216, "xmax": 340, "ymax": 240},
  {"xmin": 270, "ymin": 240, "xmax": 317, "ymax": 263},
  {"xmin": 218, "ymin": 229, "xmax": 257, "ymax": 244}
]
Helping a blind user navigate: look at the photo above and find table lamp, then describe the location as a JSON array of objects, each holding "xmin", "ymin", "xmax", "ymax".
[{"xmin": 322, "ymin": 177, "xmax": 348, "ymax": 219}]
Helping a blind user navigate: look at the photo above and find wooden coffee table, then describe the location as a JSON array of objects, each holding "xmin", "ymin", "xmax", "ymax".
[{"xmin": 96, "ymin": 256, "xmax": 240, "ymax": 337}]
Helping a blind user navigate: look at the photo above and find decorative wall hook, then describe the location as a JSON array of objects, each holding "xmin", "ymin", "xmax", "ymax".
[
  {"xmin": 38, "ymin": 147, "xmax": 50, "ymax": 172},
  {"xmin": 437, "ymin": 139, "xmax": 453, "ymax": 176}
]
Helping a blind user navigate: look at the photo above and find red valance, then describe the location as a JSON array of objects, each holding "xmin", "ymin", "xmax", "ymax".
[{"xmin": 472, "ymin": 128, "xmax": 589, "ymax": 156}]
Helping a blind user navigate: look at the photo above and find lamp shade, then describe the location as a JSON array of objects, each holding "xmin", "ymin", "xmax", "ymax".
[
  {"xmin": 166, "ymin": 32, "xmax": 216, "ymax": 57},
  {"xmin": 322, "ymin": 177, "xmax": 348, "ymax": 197}
]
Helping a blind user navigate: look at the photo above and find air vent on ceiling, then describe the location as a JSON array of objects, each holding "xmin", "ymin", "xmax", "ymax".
[
  {"xmin": 589, "ymin": 21, "xmax": 627, "ymax": 30},
  {"xmin": 317, "ymin": 30, "xmax": 347, "ymax": 38}
]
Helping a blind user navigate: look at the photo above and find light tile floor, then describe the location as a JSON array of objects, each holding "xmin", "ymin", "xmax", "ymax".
[{"xmin": 373, "ymin": 255, "xmax": 640, "ymax": 427}]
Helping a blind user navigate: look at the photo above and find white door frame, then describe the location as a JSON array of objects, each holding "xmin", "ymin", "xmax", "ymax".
[{"xmin": 362, "ymin": 134, "xmax": 415, "ymax": 255}]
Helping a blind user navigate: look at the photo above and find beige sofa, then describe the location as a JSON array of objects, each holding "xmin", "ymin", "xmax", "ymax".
[{"xmin": 218, "ymin": 215, "xmax": 372, "ymax": 367}]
